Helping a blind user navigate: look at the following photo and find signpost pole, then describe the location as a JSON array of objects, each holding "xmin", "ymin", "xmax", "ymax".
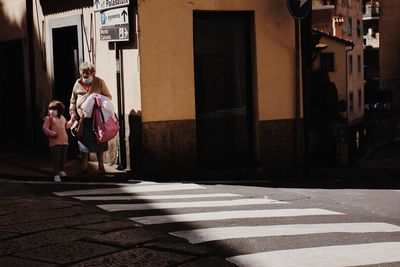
[
  {"xmin": 94, "ymin": 0, "xmax": 130, "ymax": 170},
  {"xmin": 286, "ymin": 0, "xmax": 310, "ymax": 177},
  {"xmin": 115, "ymin": 42, "xmax": 127, "ymax": 170},
  {"xmin": 295, "ymin": 18, "xmax": 304, "ymax": 176}
]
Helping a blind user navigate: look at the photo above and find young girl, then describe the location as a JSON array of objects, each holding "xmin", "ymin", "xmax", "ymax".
[{"xmin": 42, "ymin": 100, "xmax": 72, "ymax": 182}]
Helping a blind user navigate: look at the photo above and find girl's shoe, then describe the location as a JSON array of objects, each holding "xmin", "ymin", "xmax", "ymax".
[{"xmin": 54, "ymin": 175, "xmax": 61, "ymax": 182}]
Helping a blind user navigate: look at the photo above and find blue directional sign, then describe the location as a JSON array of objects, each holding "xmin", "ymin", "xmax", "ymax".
[{"xmin": 286, "ymin": 0, "xmax": 311, "ymax": 19}]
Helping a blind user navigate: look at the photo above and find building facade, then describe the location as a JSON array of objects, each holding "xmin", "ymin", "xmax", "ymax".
[
  {"xmin": 312, "ymin": 0, "xmax": 364, "ymax": 121},
  {"xmin": 362, "ymin": 0, "xmax": 380, "ymax": 110},
  {"xmin": 312, "ymin": 0, "xmax": 366, "ymax": 164},
  {"xmin": 0, "ymin": 0, "xmax": 304, "ymax": 179}
]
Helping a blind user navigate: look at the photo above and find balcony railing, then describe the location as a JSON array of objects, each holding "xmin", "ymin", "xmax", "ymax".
[
  {"xmin": 312, "ymin": 0, "xmax": 336, "ymax": 6},
  {"xmin": 363, "ymin": 5, "xmax": 379, "ymax": 18}
]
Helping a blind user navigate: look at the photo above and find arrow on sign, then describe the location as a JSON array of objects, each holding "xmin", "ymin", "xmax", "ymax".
[
  {"xmin": 298, "ymin": 0, "xmax": 308, "ymax": 8},
  {"xmin": 119, "ymin": 27, "xmax": 128, "ymax": 39},
  {"xmin": 121, "ymin": 10, "xmax": 128, "ymax": 22}
]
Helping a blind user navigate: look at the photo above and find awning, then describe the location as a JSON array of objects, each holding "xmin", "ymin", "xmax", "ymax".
[{"xmin": 39, "ymin": 0, "xmax": 93, "ymax": 16}]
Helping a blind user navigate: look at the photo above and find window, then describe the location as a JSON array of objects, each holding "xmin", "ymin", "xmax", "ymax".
[
  {"xmin": 358, "ymin": 55, "xmax": 361, "ymax": 72},
  {"xmin": 348, "ymin": 18, "xmax": 353, "ymax": 36},
  {"xmin": 349, "ymin": 55, "xmax": 353, "ymax": 73},
  {"xmin": 358, "ymin": 89, "xmax": 362, "ymax": 109},
  {"xmin": 320, "ymin": 53, "xmax": 335, "ymax": 72},
  {"xmin": 349, "ymin": 92, "xmax": 354, "ymax": 111},
  {"xmin": 357, "ymin": 19, "xmax": 362, "ymax": 37}
]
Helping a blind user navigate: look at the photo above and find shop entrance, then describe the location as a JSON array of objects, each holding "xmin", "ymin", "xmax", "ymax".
[{"xmin": 194, "ymin": 12, "xmax": 255, "ymax": 170}]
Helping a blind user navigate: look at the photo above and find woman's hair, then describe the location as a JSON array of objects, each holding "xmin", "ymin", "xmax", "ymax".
[
  {"xmin": 48, "ymin": 100, "xmax": 65, "ymax": 118},
  {"xmin": 79, "ymin": 62, "xmax": 96, "ymax": 75}
]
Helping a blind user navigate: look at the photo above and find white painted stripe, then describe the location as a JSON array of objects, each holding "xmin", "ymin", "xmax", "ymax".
[
  {"xmin": 74, "ymin": 193, "xmax": 242, "ymax": 201},
  {"xmin": 98, "ymin": 198, "xmax": 287, "ymax": 212},
  {"xmin": 53, "ymin": 183, "xmax": 205, "ymax": 196},
  {"xmin": 2, "ymin": 178, "xmax": 152, "ymax": 186},
  {"xmin": 227, "ymin": 242, "xmax": 400, "ymax": 267},
  {"xmin": 172, "ymin": 222, "xmax": 400, "ymax": 244},
  {"xmin": 130, "ymin": 208, "xmax": 343, "ymax": 225}
]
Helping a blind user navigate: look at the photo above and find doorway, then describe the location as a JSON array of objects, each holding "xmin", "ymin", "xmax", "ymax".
[
  {"xmin": 0, "ymin": 40, "xmax": 26, "ymax": 152},
  {"xmin": 52, "ymin": 25, "xmax": 79, "ymax": 114},
  {"xmin": 50, "ymin": 16, "xmax": 83, "ymax": 156},
  {"xmin": 193, "ymin": 12, "xmax": 255, "ymax": 170}
]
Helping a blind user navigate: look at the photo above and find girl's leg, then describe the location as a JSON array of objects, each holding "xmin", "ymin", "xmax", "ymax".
[
  {"xmin": 96, "ymin": 152, "xmax": 105, "ymax": 172},
  {"xmin": 50, "ymin": 146, "xmax": 62, "ymax": 174},
  {"xmin": 59, "ymin": 145, "xmax": 68, "ymax": 172}
]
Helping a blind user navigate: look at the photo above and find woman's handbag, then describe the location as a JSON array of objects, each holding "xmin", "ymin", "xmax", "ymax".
[
  {"xmin": 71, "ymin": 117, "xmax": 85, "ymax": 138},
  {"xmin": 93, "ymin": 97, "xmax": 119, "ymax": 143}
]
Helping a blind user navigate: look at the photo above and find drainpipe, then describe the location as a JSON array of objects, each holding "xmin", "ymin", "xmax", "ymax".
[
  {"xmin": 26, "ymin": 0, "xmax": 38, "ymax": 148},
  {"xmin": 115, "ymin": 42, "xmax": 127, "ymax": 170},
  {"xmin": 343, "ymin": 44, "xmax": 354, "ymax": 165},
  {"xmin": 346, "ymin": 44, "xmax": 354, "ymax": 121}
]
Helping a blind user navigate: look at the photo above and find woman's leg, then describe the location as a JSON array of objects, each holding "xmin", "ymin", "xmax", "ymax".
[
  {"xmin": 96, "ymin": 152, "xmax": 105, "ymax": 172},
  {"xmin": 81, "ymin": 152, "xmax": 88, "ymax": 170}
]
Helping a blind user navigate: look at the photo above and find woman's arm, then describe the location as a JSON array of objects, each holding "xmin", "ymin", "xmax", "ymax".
[
  {"xmin": 69, "ymin": 85, "xmax": 78, "ymax": 122},
  {"xmin": 100, "ymin": 79, "xmax": 112, "ymax": 100},
  {"xmin": 63, "ymin": 116, "xmax": 73, "ymax": 129}
]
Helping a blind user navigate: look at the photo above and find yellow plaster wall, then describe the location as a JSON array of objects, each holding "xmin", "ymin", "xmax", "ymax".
[
  {"xmin": 380, "ymin": 0, "xmax": 400, "ymax": 99},
  {"xmin": 137, "ymin": 0, "xmax": 296, "ymax": 122}
]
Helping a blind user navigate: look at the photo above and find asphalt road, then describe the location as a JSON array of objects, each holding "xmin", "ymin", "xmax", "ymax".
[{"xmin": 5, "ymin": 179, "xmax": 400, "ymax": 266}]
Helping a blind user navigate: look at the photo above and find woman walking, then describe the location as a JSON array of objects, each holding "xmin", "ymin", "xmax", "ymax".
[{"xmin": 69, "ymin": 62, "xmax": 112, "ymax": 174}]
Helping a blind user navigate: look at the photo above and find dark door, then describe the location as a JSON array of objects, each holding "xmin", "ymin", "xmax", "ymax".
[
  {"xmin": 194, "ymin": 12, "xmax": 255, "ymax": 169},
  {"xmin": 52, "ymin": 26, "xmax": 80, "ymax": 155},
  {"xmin": 52, "ymin": 25, "xmax": 79, "ymax": 118},
  {"xmin": 0, "ymin": 40, "xmax": 26, "ymax": 152}
]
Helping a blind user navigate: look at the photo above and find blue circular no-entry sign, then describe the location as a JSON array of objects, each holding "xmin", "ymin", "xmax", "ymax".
[{"xmin": 286, "ymin": 0, "xmax": 311, "ymax": 19}]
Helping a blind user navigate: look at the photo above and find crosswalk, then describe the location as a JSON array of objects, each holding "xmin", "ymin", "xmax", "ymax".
[
  {"xmin": 53, "ymin": 182, "xmax": 400, "ymax": 266},
  {"xmin": 129, "ymin": 208, "xmax": 344, "ymax": 225}
]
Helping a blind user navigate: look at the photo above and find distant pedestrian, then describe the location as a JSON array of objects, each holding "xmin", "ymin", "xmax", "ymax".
[{"xmin": 42, "ymin": 100, "xmax": 72, "ymax": 182}]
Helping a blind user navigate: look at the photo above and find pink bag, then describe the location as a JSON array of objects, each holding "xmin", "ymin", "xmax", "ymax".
[{"xmin": 93, "ymin": 96, "xmax": 120, "ymax": 143}]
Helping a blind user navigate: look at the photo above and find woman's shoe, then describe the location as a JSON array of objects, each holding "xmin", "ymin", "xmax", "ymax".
[
  {"xmin": 97, "ymin": 167, "xmax": 106, "ymax": 175},
  {"xmin": 77, "ymin": 168, "xmax": 88, "ymax": 175}
]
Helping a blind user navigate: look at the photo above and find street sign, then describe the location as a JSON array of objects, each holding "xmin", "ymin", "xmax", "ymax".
[
  {"xmin": 94, "ymin": 0, "xmax": 129, "ymax": 12},
  {"xmin": 100, "ymin": 25, "xmax": 129, "ymax": 42},
  {"xmin": 286, "ymin": 0, "xmax": 311, "ymax": 19},
  {"xmin": 100, "ymin": 7, "xmax": 129, "ymax": 27}
]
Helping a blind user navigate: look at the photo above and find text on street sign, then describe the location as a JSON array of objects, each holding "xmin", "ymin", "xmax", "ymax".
[
  {"xmin": 100, "ymin": 25, "xmax": 129, "ymax": 42},
  {"xmin": 100, "ymin": 7, "xmax": 129, "ymax": 27},
  {"xmin": 94, "ymin": 0, "xmax": 129, "ymax": 12}
]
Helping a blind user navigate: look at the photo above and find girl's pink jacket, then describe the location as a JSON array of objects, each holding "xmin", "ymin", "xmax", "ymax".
[{"xmin": 42, "ymin": 115, "xmax": 72, "ymax": 147}]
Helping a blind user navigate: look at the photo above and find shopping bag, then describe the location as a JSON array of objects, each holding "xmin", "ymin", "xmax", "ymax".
[{"xmin": 93, "ymin": 97, "xmax": 119, "ymax": 143}]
